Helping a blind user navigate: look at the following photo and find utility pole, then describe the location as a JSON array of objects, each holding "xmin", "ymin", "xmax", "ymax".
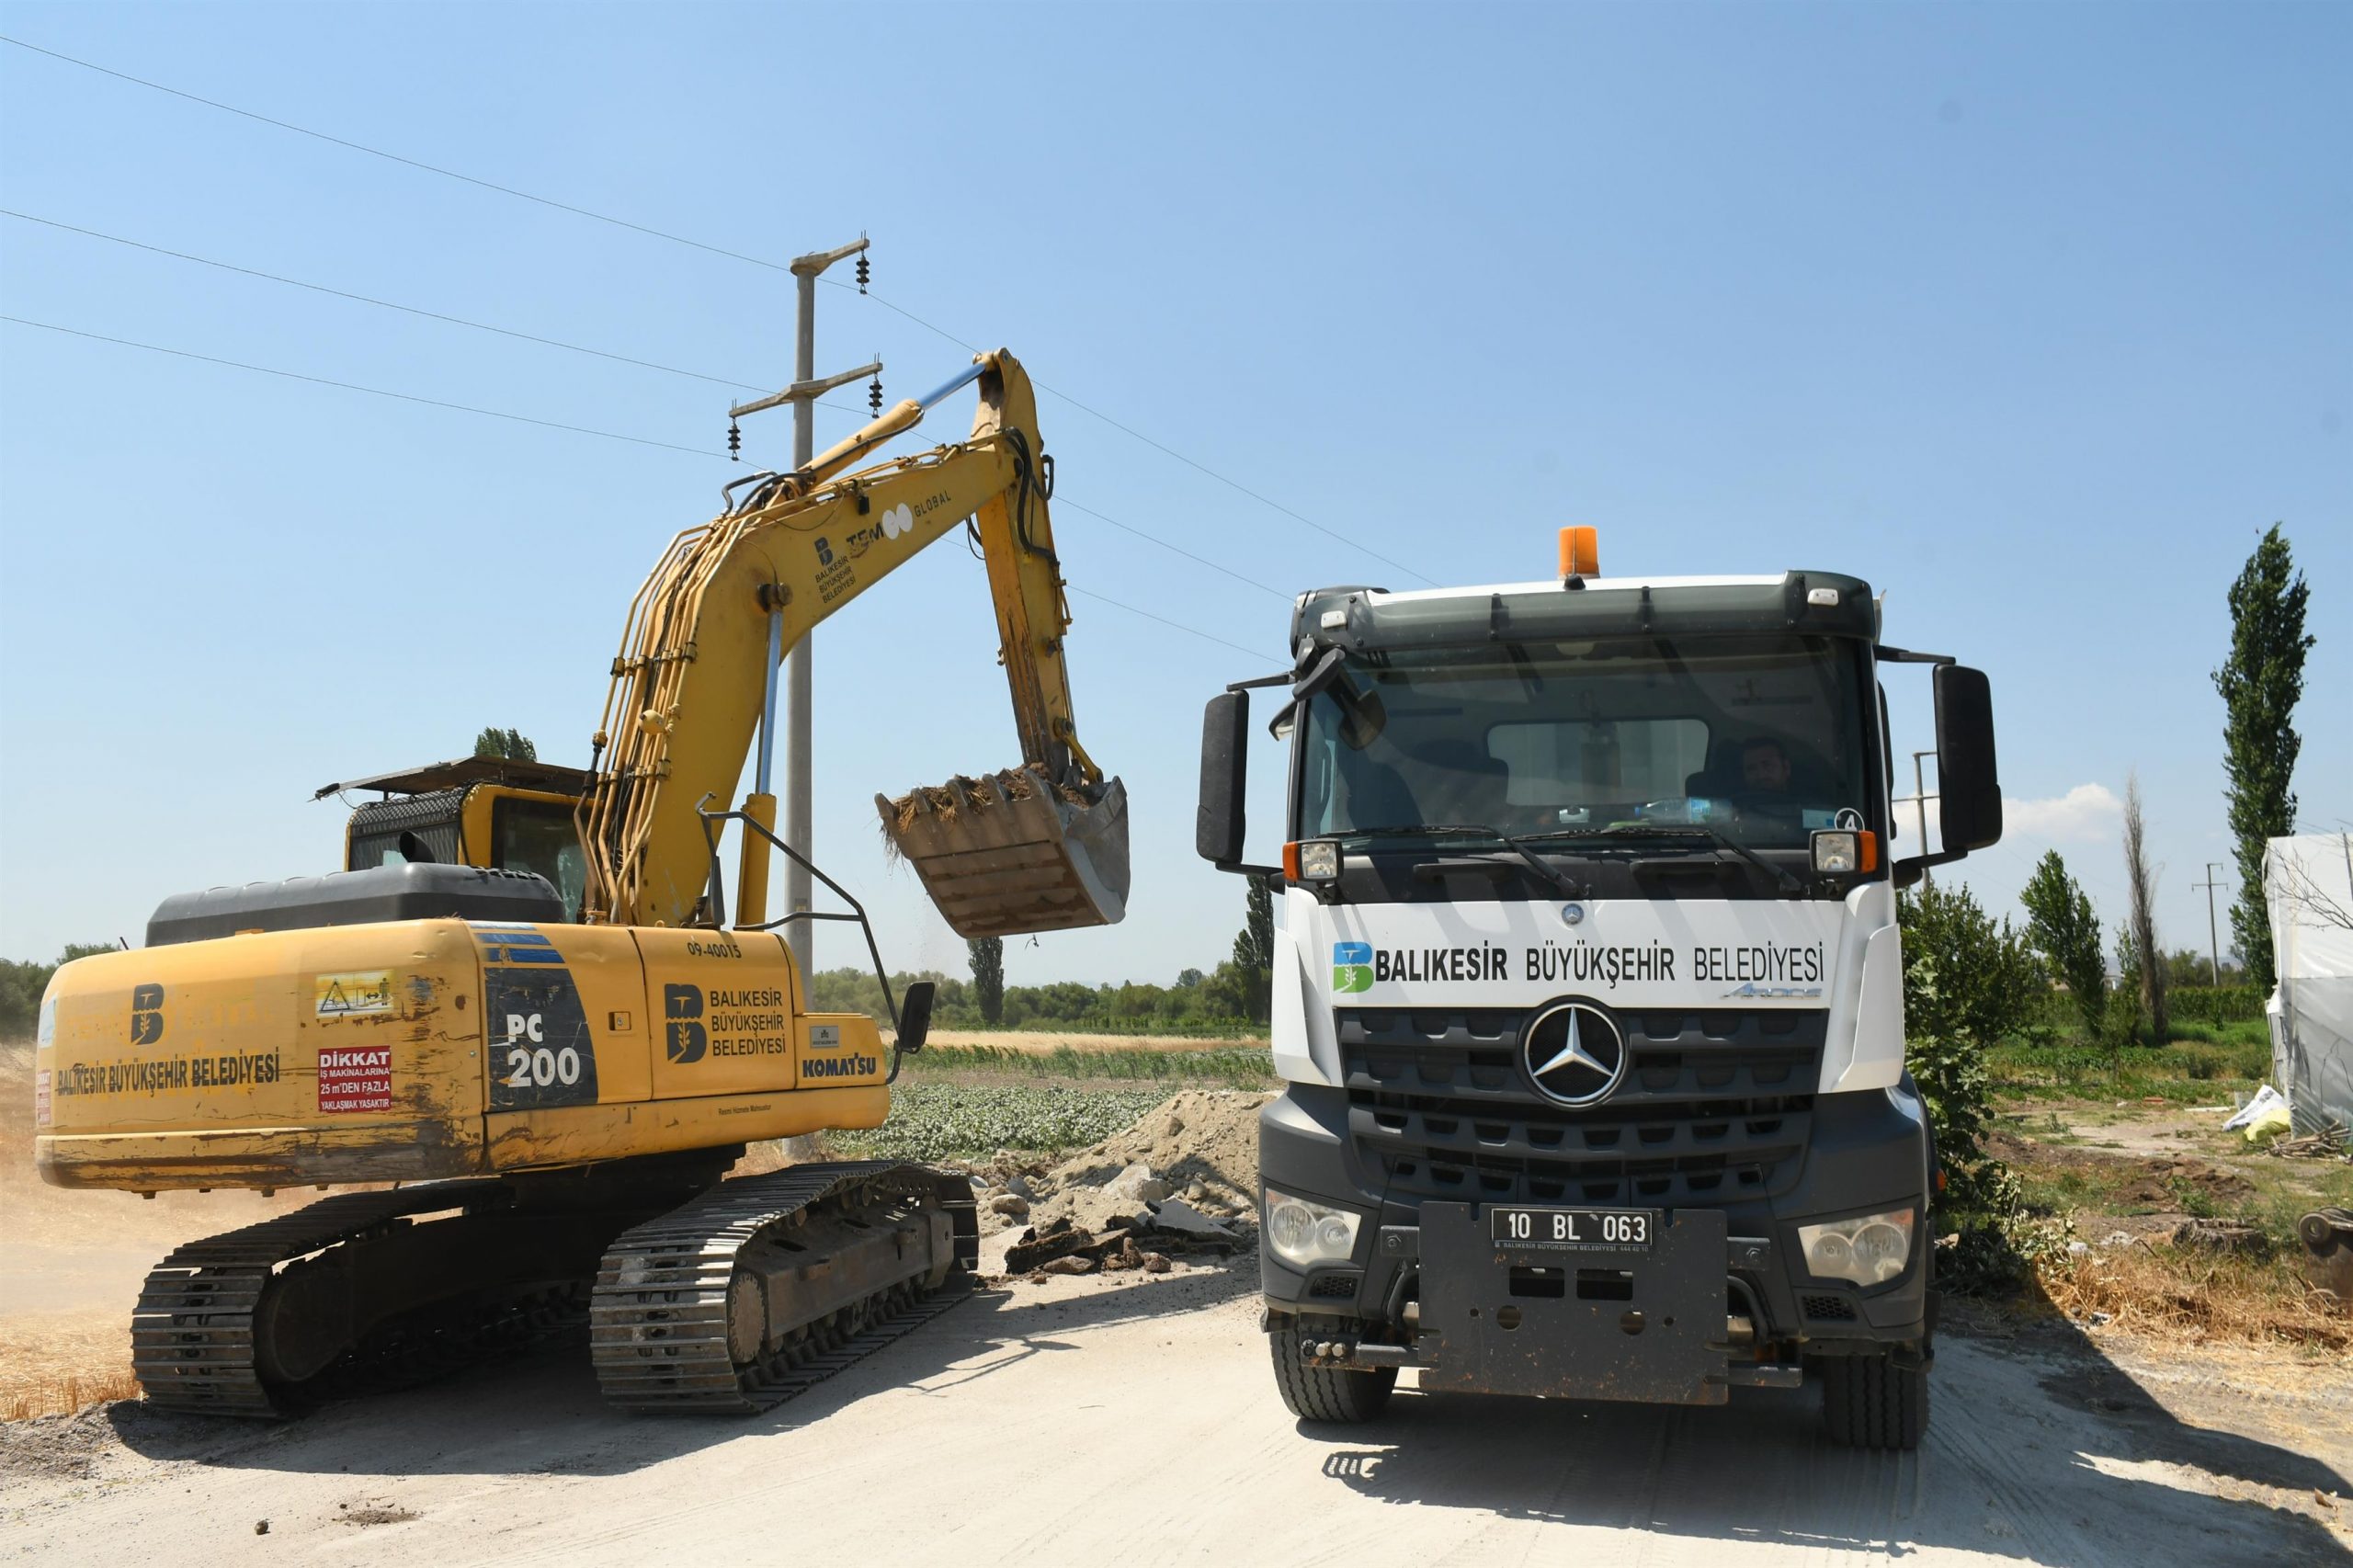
[
  {"xmin": 724, "ymin": 234, "xmax": 873, "ymax": 976},
  {"xmin": 2194, "ymin": 861, "xmax": 2229, "ymax": 984},
  {"xmin": 1893, "ymin": 750, "xmax": 1940, "ymax": 891}
]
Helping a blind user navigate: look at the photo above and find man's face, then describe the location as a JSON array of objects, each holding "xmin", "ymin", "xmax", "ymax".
[{"xmin": 1742, "ymin": 743, "xmax": 1790, "ymax": 791}]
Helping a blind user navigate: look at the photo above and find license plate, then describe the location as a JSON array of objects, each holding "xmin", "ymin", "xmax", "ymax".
[{"xmin": 1489, "ymin": 1206, "xmax": 1657, "ymax": 1251}]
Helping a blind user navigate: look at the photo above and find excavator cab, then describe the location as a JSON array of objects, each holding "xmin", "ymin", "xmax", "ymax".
[{"xmin": 325, "ymin": 757, "xmax": 594, "ymax": 919}]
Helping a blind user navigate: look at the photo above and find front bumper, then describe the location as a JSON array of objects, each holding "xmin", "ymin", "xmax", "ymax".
[{"xmin": 1259, "ymin": 1081, "xmax": 1930, "ymax": 1391}]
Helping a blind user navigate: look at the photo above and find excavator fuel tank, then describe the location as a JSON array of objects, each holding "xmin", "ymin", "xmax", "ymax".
[{"xmin": 878, "ymin": 769, "xmax": 1130, "ymax": 937}]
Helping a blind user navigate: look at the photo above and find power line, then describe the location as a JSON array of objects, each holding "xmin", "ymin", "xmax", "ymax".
[
  {"xmin": 830, "ymin": 277, "xmax": 1434, "ymax": 586},
  {"xmin": 2, "ymin": 33, "xmax": 1433, "ymax": 587},
  {"xmin": 1066, "ymin": 585, "xmax": 1271, "ymax": 663},
  {"xmin": 0, "ymin": 35, "xmax": 791, "ymax": 274},
  {"xmin": 1057, "ymin": 499, "xmax": 1289, "ymax": 601},
  {"xmin": 4, "ymin": 314, "xmax": 1283, "ymax": 660},
  {"xmin": 0, "ymin": 315, "xmax": 721, "ymax": 456},
  {"xmin": 2, "ymin": 209, "xmax": 772, "ymax": 392}
]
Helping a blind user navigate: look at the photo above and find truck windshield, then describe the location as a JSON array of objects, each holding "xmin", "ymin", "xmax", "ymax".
[{"xmin": 1295, "ymin": 634, "xmax": 1871, "ymax": 851}]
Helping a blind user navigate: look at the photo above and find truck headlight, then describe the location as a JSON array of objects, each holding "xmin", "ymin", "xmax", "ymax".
[
  {"xmin": 1264, "ymin": 1187, "xmax": 1362, "ymax": 1268},
  {"xmin": 1797, "ymin": 1208, "xmax": 1915, "ymax": 1287}
]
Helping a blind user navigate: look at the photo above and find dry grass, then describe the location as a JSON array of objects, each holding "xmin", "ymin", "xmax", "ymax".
[
  {"xmin": 2038, "ymin": 1244, "xmax": 2352, "ymax": 1355},
  {"xmin": 0, "ymin": 1309, "xmax": 140, "ymax": 1422}
]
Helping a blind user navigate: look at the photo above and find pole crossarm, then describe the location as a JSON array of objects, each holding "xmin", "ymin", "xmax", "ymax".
[{"xmin": 730, "ymin": 360, "xmax": 883, "ymax": 421}]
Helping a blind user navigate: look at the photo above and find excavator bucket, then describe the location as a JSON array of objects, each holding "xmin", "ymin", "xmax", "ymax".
[{"xmin": 878, "ymin": 768, "xmax": 1130, "ymax": 937}]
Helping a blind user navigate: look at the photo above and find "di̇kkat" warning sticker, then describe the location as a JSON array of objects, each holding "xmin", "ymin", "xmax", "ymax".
[{"xmin": 318, "ymin": 1047, "xmax": 393, "ymax": 1114}]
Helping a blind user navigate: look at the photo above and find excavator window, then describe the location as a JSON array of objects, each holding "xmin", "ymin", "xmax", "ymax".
[
  {"xmin": 347, "ymin": 789, "xmax": 467, "ymax": 870},
  {"xmin": 491, "ymin": 796, "xmax": 588, "ymax": 920}
]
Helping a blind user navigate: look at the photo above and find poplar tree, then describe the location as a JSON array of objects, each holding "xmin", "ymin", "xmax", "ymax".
[
  {"xmin": 2211, "ymin": 524, "xmax": 2312, "ymax": 992},
  {"xmin": 968, "ymin": 937, "xmax": 1005, "ymax": 1027}
]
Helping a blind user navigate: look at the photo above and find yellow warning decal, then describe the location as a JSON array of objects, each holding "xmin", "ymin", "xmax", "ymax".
[{"xmin": 316, "ymin": 970, "xmax": 398, "ymax": 1017}]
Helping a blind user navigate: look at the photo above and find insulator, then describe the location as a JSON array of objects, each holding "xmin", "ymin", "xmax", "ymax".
[
  {"xmin": 856, "ymin": 252, "xmax": 870, "ymax": 293},
  {"xmin": 728, "ymin": 418, "xmax": 742, "ymax": 460},
  {"xmin": 869, "ymin": 374, "xmax": 883, "ymax": 415}
]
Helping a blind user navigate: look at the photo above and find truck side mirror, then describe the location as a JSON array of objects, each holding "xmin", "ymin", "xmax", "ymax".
[
  {"xmin": 1932, "ymin": 665, "xmax": 2001, "ymax": 852},
  {"xmin": 1197, "ymin": 691, "xmax": 1249, "ymax": 866},
  {"xmin": 895, "ymin": 981, "xmax": 936, "ymax": 1055}
]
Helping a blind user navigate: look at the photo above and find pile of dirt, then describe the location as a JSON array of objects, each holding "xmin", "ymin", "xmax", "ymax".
[{"xmin": 965, "ymin": 1088, "xmax": 1271, "ymax": 1238}]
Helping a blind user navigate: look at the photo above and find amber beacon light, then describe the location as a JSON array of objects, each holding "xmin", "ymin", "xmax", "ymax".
[{"xmin": 1559, "ymin": 527, "xmax": 1600, "ymax": 581}]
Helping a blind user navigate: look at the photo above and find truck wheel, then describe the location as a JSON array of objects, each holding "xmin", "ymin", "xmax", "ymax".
[
  {"xmin": 1820, "ymin": 1353, "xmax": 1928, "ymax": 1450},
  {"xmin": 1267, "ymin": 1327, "xmax": 1396, "ymax": 1423}
]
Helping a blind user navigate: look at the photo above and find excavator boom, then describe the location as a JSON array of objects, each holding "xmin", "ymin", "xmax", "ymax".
[{"xmin": 577, "ymin": 350, "xmax": 1127, "ymax": 936}]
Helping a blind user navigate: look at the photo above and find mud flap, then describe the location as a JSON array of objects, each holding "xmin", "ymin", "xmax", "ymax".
[
  {"xmin": 1418, "ymin": 1204, "xmax": 1732, "ymax": 1405},
  {"xmin": 877, "ymin": 770, "xmax": 1130, "ymax": 937}
]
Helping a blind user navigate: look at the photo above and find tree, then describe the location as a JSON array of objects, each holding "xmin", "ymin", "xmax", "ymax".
[
  {"xmin": 1218, "ymin": 876, "xmax": 1279, "ymax": 1025},
  {"xmin": 473, "ymin": 726, "xmax": 538, "ymax": 761},
  {"xmin": 0, "ymin": 942, "xmax": 117, "ymax": 1037},
  {"xmin": 2019, "ymin": 850, "xmax": 2105, "ymax": 1037},
  {"xmin": 2120, "ymin": 772, "xmax": 2168, "ymax": 1041},
  {"xmin": 1899, "ymin": 881, "xmax": 2042, "ymax": 1051},
  {"xmin": 2212, "ymin": 524, "xmax": 2313, "ymax": 992},
  {"xmin": 967, "ymin": 937, "xmax": 1004, "ymax": 1027},
  {"xmin": 1896, "ymin": 886, "xmax": 2038, "ymax": 1223}
]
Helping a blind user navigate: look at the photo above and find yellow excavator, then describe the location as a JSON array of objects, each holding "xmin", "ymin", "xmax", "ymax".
[{"xmin": 31, "ymin": 350, "xmax": 1127, "ymax": 1415}]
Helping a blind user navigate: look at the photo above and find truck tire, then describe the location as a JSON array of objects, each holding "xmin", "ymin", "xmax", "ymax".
[
  {"xmin": 1820, "ymin": 1352, "xmax": 1928, "ymax": 1450},
  {"xmin": 1267, "ymin": 1327, "xmax": 1396, "ymax": 1423}
]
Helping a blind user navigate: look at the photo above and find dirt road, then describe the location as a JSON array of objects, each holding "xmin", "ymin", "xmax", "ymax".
[{"xmin": 4, "ymin": 1261, "xmax": 2346, "ymax": 1566}]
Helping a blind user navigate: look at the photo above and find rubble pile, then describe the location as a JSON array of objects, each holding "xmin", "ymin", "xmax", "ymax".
[{"xmin": 958, "ymin": 1089, "xmax": 1274, "ymax": 1280}]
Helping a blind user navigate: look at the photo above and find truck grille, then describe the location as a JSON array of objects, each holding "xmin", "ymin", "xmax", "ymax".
[{"xmin": 1340, "ymin": 1007, "xmax": 1824, "ymax": 1208}]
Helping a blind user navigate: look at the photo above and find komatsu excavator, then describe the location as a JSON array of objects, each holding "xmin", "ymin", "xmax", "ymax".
[{"xmin": 31, "ymin": 350, "xmax": 1127, "ymax": 1416}]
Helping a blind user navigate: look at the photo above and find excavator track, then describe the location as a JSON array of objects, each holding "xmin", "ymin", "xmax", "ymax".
[
  {"xmin": 131, "ymin": 1180, "xmax": 521, "ymax": 1416},
  {"xmin": 589, "ymin": 1161, "xmax": 979, "ymax": 1415}
]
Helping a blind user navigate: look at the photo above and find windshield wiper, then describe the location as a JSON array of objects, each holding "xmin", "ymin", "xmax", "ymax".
[
  {"xmin": 1563, "ymin": 824, "xmax": 1810, "ymax": 896},
  {"xmin": 1340, "ymin": 825, "xmax": 1588, "ymax": 902}
]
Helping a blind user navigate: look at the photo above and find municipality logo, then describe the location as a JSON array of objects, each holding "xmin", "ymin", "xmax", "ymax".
[{"xmin": 1333, "ymin": 941, "xmax": 1373, "ymax": 994}]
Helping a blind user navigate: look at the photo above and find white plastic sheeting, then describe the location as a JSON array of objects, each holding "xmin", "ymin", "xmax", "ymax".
[{"xmin": 2265, "ymin": 835, "xmax": 2353, "ymax": 1137}]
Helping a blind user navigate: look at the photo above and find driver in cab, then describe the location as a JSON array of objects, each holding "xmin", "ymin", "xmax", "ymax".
[{"xmin": 1740, "ymin": 736, "xmax": 1793, "ymax": 795}]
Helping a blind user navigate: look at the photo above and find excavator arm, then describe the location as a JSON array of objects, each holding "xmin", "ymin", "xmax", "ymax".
[{"xmin": 578, "ymin": 350, "xmax": 1127, "ymax": 937}]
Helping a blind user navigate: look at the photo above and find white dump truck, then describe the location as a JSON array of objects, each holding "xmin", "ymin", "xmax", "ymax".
[{"xmin": 1196, "ymin": 530, "xmax": 2002, "ymax": 1449}]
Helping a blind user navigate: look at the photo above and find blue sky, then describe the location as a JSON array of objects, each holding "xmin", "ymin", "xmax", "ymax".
[{"xmin": 2, "ymin": 2, "xmax": 2345, "ymax": 986}]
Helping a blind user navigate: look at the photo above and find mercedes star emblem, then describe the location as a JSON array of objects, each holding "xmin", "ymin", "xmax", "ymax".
[
  {"xmin": 1561, "ymin": 902, "xmax": 1586, "ymax": 926},
  {"xmin": 1520, "ymin": 1000, "xmax": 1629, "ymax": 1108}
]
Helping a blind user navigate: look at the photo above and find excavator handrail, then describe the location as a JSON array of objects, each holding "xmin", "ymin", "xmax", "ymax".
[{"xmin": 689, "ymin": 795, "xmax": 914, "ymax": 1083}]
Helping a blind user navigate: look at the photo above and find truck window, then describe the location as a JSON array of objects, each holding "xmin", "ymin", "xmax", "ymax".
[{"xmin": 1297, "ymin": 634, "xmax": 1870, "ymax": 850}]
